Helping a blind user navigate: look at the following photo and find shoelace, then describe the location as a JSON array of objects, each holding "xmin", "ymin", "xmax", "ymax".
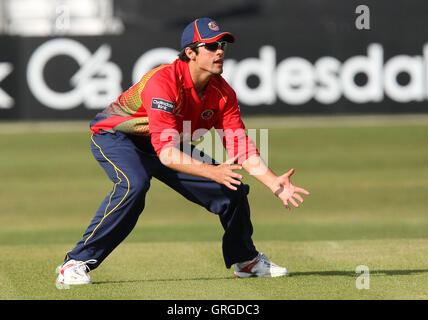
[
  {"xmin": 72, "ymin": 259, "xmax": 97, "ymax": 274},
  {"xmin": 257, "ymin": 253, "xmax": 278, "ymax": 267}
]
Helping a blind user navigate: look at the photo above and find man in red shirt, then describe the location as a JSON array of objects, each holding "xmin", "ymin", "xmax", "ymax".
[{"xmin": 56, "ymin": 18, "xmax": 310, "ymax": 286}]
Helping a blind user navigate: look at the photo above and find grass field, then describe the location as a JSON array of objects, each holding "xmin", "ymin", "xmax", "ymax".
[{"xmin": 1, "ymin": 114, "xmax": 428, "ymax": 300}]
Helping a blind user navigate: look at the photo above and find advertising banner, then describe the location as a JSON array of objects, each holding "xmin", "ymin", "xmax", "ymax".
[
  {"xmin": 0, "ymin": 36, "xmax": 19, "ymax": 119},
  {"xmin": 1, "ymin": 0, "xmax": 427, "ymax": 119}
]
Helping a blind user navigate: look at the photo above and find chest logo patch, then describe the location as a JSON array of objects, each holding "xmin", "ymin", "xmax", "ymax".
[
  {"xmin": 151, "ymin": 98, "xmax": 175, "ymax": 114},
  {"xmin": 201, "ymin": 109, "xmax": 216, "ymax": 120}
]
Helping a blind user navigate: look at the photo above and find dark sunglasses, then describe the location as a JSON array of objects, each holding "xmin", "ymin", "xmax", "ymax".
[{"xmin": 196, "ymin": 41, "xmax": 228, "ymax": 52}]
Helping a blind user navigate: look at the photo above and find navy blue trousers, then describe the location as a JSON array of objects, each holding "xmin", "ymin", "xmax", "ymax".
[{"xmin": 65, "ymin": 131, "xmax": 258, "ymax": 270}]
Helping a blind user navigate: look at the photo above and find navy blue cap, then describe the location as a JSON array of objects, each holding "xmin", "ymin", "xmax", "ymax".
[{"xmin": 181, "ymin": 18, "xmax": 235, "ymax": 49}]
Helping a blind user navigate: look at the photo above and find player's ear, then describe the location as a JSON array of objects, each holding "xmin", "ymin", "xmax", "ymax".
[{"xmin": 185, "ymin": 47, "xmax": 197, "ymax": 61}]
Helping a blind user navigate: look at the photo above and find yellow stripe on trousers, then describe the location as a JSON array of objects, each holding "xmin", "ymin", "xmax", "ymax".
[{"xmin": 83, "ymin": 134, "xmax": 131, "ymax": 245}]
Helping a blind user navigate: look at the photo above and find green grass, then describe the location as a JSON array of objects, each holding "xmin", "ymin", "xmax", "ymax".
[{"xmin": 1, "ymin": 115, "xmax": 428, "ymax": 300}]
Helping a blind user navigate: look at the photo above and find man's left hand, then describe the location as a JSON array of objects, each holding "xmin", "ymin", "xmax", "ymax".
[{"xmin": 272, "ymin": 168, "xmax": 310, "ymax": 211}]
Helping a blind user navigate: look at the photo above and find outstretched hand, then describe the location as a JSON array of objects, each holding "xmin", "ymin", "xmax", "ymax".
[{"xmin": 272, "ymin": 168, "xmax": 310, "ymax": 211}]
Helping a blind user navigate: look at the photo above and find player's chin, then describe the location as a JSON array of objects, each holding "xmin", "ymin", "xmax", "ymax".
[{"xmin": 211, "ymin": 65, "xmax": 223, "ymax": 75}]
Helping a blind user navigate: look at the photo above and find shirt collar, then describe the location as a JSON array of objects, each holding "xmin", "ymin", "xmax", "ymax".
[
  {"xmin": 177, "ymin": 59, "xmax": 195, "ymax": 89},
  {"xmin": 177, "ymin": 58, "xmax": 219, "ymax": 95}
]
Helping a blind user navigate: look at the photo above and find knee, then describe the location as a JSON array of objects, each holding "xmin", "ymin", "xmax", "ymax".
[
  {"xmin": 122, "ymin": 178, "xmax": 149, "ymax": 213},
  {"xmin": 128, "ymin": 178, "xmax": 150, "ymax": 197},
  {"xmin": 214, "ymin": 184, "xmax": 250, "ymax": 215},
  {"xmin": 227, "ymin": 184, "xmax": 249, "ymax": 203},
  {"xmin": 119, "ymin": 171, "xmax": 150, "ymax": 198}
]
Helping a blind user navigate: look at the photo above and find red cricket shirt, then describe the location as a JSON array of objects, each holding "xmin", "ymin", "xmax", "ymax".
[{"xmin": 90, "ymin": 58, "xmax": 258, "ymax": 164}]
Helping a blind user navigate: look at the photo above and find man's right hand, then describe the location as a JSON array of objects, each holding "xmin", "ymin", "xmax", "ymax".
[
  {"xmin": 159, "ymin": 147, "xmax": 243, "ymax": 191},
  {"xmin": 209, "ymin": 154, "xmax": 243, "ymax": 190}
]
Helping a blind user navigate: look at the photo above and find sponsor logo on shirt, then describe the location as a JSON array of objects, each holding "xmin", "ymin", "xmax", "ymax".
[
  {"xmin": 201, "ymin": 109, "xmax": 215, "ymax": 120},
  {"xmin": 151, "ymin": 98, "xmax": 175, "ymax": 114}
]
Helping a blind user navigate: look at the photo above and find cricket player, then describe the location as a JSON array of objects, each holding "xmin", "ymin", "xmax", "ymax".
[{"xmin": 56, "ymin": 17, "xmax": 310, "ymax": 285}]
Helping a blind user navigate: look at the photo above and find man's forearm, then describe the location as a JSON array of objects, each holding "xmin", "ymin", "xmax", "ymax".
[
  {"xmin": 242, "ymin": 154, "xmax": 279, "ymax": 192},
  {"xmin": 159, "ymin": 146, "xmax": 215, "ymax": 180},
  {"xmin": 159, "ymin": 146, "xmax": 244, "ymax": 190}
]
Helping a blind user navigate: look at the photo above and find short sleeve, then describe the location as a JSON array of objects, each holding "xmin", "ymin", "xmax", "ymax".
[
  {"xmin": 142, "ymin": 78, "xmax": 180, "ymax": 156},
  {"xmin": 214, "ymin": 90, "xmax": 259, "ymax": 164}
]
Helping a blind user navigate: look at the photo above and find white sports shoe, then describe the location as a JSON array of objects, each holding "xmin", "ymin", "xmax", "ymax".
[
  {"xmin": 56, "ymin": 259, "xmax": 97, "ymax": 286},
  {"xmin": 234, "ymin": 253, "xmax": 289, "ymax": 278}
]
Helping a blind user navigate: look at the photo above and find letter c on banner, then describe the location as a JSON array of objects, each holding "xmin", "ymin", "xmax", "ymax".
[
  {"xmin": 132, "ymin": 47, "xmax": 178, "ymax": 84},
  {"xmin": 27, "ymin": 38, "xmax": 91, "ymax": 110}
]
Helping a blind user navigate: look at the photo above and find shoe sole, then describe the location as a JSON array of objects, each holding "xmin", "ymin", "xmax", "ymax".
[
  {"xmin": 56, "ymin": 277, "xmax": 92, "ymax": 285},
  {"xmin": 234, "ymin": 271, "xmax": 289, "ymax": 278}
]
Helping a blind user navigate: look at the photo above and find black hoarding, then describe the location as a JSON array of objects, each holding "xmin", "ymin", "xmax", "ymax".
[
  {"xmin": 0, "ymin": 36, "xmax": 19, "ymax": 119},
  {"xmin": 1, "ymin": 0, "xmax": 428, "ymax": 120}
]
